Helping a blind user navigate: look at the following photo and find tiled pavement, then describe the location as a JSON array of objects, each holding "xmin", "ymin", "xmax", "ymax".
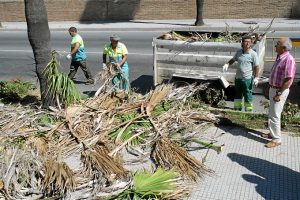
[{"xmin": 186, "ymin": 126, "xmax": 300, "ymax": 200}]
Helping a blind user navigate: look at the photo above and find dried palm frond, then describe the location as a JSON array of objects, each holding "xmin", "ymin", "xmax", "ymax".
[
  {"xmin": 42, "ymin": 159, "xmax": 76, "ymax": 197},
  {"xmin": 74, "ymin": 122, "xmax": 93, "ymax": 140},
  {"xmin": 81, "ymin": 142, "xmax": 127, "ymax": 181},
  {"xmin": 151, "ymin": 137, "xmax": 212, "ymax": 181},
  {"xmin": 146, "ymin": 84, "xmax": 172, "ymax": 116},
  {"xmin": 185, "ymin": 111, "xmax": 219, "ymax": 123},
  {"xmin": 27, "ymin": 136, "xmax": 48, "ymax": 155},
  {"xmin": 65, "ymin": 105, "xmax": 86, "ymax": 119},
  {"xmin": 0, "ymin": 179, "xmax": 11, "ymax": 200},
  {"xmin": 86, "ymin": 92, "xmax": 121, "ymax": 110}
]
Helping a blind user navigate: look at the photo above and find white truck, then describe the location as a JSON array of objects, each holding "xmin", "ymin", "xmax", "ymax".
[{"xmin": 152, "ymin": 31, "xmax": 268, "ymax": 103}]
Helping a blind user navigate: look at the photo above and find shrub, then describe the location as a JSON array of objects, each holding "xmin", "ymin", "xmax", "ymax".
[
  {"xmin": 0, "ymin": 79, "xmax": 35, "ymax": 103},
  {"xmin": 281, "ymin": 100, "xmax": 299, "ymax": 127}
]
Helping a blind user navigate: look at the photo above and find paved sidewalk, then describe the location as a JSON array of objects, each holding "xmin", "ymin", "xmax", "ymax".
[
  {"xmin": 1, "ymin": 18, "xmax": 300, "ymax": 31},
  {"xmin": 186, "ymin": 126, "xmax": 300, "ymax": 200}
]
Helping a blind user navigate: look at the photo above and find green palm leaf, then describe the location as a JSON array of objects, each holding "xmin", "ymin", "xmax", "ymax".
[
  {"xmin": 133, "ymin": 168, "xmax": 179, "ymax": 194},
  {"xmin": 107, "ymin": 168, "xmax": 179, "ymax": 200}
]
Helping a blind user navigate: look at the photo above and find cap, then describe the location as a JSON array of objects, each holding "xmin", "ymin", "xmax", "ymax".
[{"xmin": 110, "ymin": 34, "xmax": 120, "ymax": 41}]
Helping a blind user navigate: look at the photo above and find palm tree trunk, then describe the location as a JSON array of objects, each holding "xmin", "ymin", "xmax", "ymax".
[
  {"xmin": 24, "ymin": 0, "xmax": 53, "ymax": 108},
  {"xmin": 195, "ymin": 0, "xmax": 205, "ymax": 26}
]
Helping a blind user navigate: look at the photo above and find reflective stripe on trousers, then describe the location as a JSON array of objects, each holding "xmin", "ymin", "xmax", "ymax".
[
  {"xmin": 244, "ymin": 102, "xmax": 253, "ymax": 112},
  {"xmin": 234, "ymin": 99, "xmax": 242, "ymax": 111}
]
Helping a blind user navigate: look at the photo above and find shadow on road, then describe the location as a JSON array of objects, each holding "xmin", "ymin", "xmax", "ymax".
[
  {"xmin": 72, "ymin": 80, "xmax": 88, "ymax": 84},
  {"xmin": 83, "ymin": 90, "xmax": 96, "ymax": 97},
  {"xmin": 228, "ymin": 153, "xmax": 300, "ymax": 200},
  {"xmin": 131, "ymin": 75, "xmax": 154, "ymax": 95}
]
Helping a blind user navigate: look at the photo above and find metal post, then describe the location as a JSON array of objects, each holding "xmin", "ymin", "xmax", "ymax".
[{"xmin": 152, "ymin": 41, "xmax": 158, "ymax": 86}]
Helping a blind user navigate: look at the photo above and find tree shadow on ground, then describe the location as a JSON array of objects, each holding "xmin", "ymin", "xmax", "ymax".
[
  {"xmin": 80, "ymin": 0, "xmax": 141, "ymax": 23},
  {"xmin": 20, "ymin": 95, "xmax": 40, "ymax": 106},
  {"xmin": 228, "ymin": 153, "xmax": 300, "ymax": 200},
  {"xmin": 131, "ymin": 75, "xmax": 154, "ymax": 95},
  {"xmin": 216, "ymin": 117, "xmax": 267, "ymax": 144}
]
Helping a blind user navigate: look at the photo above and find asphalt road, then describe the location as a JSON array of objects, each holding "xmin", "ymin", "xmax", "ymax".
[
  {"xmin": 0, "ymin": 30, "xmax": 160, "ymax": 93},
  {"xmin": 0, "ymin": 30, "xmax": 299, "ymax": 111}
]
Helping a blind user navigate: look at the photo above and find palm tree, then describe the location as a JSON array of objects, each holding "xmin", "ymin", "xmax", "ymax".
[
  {"xmin": 195, "ymin": 0, "xmax": 205, "ymax": 26},
  {"xmin": 24, "ymin": 0, "xmax": 54, "ymax": 108}
]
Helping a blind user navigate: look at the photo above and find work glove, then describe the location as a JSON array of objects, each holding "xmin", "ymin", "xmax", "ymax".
[
  {"xmin": 253, "ymin": 77, "xmax": 259, "ymax": 87},
  {"xmin": 66, "ymin": 54, "xmax": 72, "ymax": 61},
  {"xmin": 102, "ymin": 63, "xmax": 107, "ymax": 70},
  {"xmin": 222, "ymin": 63, "xmax": 229, "ymax": 72}
]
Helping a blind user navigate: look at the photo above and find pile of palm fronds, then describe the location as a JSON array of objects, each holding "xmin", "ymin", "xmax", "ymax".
[
  {"xmin": 0, "ymin": 73, "xmax": 225, "ymax": 199},
  {"xmin": 157, "ymin": 18, "xmax": 275, "ymax": 43},
  {"xmin": 158, "ymin": 30, "xmax": 262, "ymax": 43}
]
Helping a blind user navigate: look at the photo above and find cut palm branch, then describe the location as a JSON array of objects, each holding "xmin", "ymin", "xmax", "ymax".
[
  {"xmin": 189, "ymin": 138, "xmax": 223, "ymax": 154},
  {"xmin": 43, "ymin": 50, "xmax": 81, "ymax": 107},
  {"xmin": 151, "ymin": 137, "xmax": 213, "ymax": 181},
  {"xmin": 146, "ymin": 84, "xmax": 171, "ymax": 116}
]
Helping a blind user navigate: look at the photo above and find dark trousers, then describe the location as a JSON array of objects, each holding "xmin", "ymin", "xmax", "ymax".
[{"xmin": 68, "ymin": 60, "xmax": 93, "ymax": 80}]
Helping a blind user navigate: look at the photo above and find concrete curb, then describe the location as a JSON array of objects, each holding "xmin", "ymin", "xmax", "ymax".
[{"xmin": 1, "ymin": 19, "xmax": 300, "ymax": 32}]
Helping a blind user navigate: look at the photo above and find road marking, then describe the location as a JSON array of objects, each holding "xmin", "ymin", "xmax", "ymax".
[
  {"xmin": 0, "ymin": 49, "xmax": 32, "ymax": 52},
  {"xmin": 0, "ymin": 49, "xmax": 152, "ymax": 56}
]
